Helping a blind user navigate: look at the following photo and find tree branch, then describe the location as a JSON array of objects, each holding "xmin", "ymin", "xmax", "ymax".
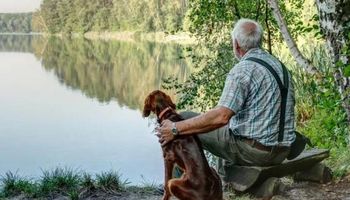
[{"xmin": 267, "ymin": 0, "xmax": 320, "ymax": 75}]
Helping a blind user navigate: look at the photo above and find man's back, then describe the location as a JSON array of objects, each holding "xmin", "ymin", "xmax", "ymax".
[{"xmin": 218, "ymin": 48, "xmax": 296, "ymax": 146}]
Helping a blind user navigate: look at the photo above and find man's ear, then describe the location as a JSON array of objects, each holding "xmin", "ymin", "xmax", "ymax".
[{"xmin": 234, "ymin": 39, "xmax": 240, "ymax": 50}]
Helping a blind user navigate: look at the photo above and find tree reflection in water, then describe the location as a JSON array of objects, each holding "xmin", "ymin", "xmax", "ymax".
[{"xmin": 0, "ymin": 35, "xmax": 191, "ymax": 111}]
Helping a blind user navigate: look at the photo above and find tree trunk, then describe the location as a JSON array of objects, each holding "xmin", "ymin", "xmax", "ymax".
[
  {"xmin": 267, "ymin": 0, "xmax": 320, "ymax": 75},
  {"xmin": 265, "ymin": 0, "xmax": 272, "ymax": 54},
  {"xmin": 315, "ymin": 0, "xmax": 350, "ymax": 123}
]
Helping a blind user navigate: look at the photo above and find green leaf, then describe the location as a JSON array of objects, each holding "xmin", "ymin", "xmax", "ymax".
[
  {"xmin": 343, "ymin": 65, "xmax": 350, "ymax": 77},
  {"xmin": 304, "ymin": 27, "xmax": 313, "ymax": 33}
]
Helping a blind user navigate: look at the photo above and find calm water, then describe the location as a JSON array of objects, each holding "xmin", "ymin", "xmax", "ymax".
[{"xmin": 0, "ymin": 35, "xmax": 191, "ymax": 184}]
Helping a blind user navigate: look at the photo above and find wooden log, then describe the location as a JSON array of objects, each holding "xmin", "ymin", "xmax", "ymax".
[
  {"xmin": 226, "ymin": 149, "xmax": 330, "ymax": 192},
  {"xmin": 247, "ymin": 177, "xmax": 281, "ymax": 199},
  {"xmin": 294, "ymin": 163, "xmax": 332, "ymax": 183}
]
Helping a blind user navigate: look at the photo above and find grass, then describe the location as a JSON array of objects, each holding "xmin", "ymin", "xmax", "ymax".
[
  {"xmin": 327, "ymin": 147, "xmax": 350, "ymax": 178},
  {"xmin": 0, "ymin": 167, "xmax": 132, "ymax": 199},
  {"xmin": 0, "ymin": 172, "xmax": 38, "ymax": 198},
  {"xmin": 95, "ymin": 170, "xmax": 128, "ymax": 193},
  {"xmin": 81, "ymin": 173, "xmax": 95, "ymax": 191},
  {"xmin": 40, "ymin": 167, "xmax": 81, "ymax": 196},
  {"xmin": 129, "ymin": 175, "xmax": 162, "ymax": 195},
  {"xmin": 3, "ymin": 169, "xmax": 259, "ymax": 199}
]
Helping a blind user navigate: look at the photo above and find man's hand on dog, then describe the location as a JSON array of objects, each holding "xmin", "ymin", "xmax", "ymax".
[{"xmin": 156, "ymin": 119, "xmax": 175, "ymax": 146}]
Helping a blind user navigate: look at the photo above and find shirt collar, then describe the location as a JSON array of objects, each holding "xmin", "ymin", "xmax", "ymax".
[{"xmin": 240, "ymin": 48, "xmax": 262, "ymax": 61}]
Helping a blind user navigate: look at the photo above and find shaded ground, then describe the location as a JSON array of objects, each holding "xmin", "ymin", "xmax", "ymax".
[{"xmin": 273, "ymin": 175, "xmax": 350, "ymax": 200}]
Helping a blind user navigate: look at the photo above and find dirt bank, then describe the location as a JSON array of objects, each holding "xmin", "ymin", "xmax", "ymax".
[{"xmin": 273, "ymin": 175, "xmax": 350, "ymax": 200}]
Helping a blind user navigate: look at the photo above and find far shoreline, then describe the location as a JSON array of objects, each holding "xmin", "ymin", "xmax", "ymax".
[{"xmin": 0, "ymin": 31, "xmax": 196, "ymax": 44}]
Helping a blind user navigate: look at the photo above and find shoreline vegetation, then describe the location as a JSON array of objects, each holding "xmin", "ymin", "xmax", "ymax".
[
  {"xmin": 82, "ymin": 31, "xmax": 194, "ymax": 44},
  {"xmin": 1, "ymin": 166, "xmax": 349, "ymax": 200},
  {"xmin": 3, "ymin": 31, "xmax": 195, "ymax": 44},
  {"xmin": 0, "ymin": 167, "xmax": 163, "ymax": 200},
  {"xmin": 0, "ymin": 167, "xmax": 255, "ymax": 200}
]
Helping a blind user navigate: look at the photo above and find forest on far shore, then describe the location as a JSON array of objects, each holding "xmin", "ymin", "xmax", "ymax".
[
  {"xmin": 0, "ymin": 13, "xmax": 32, "ymax": 33},
  {"xmin": 32, "ymin": 0, "xmax": 188, "ymax": 34}
]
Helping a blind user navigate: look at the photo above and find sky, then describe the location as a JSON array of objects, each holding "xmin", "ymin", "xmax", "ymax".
[{"xmin": 0, "ymin": 0, "xmax": 42, "ymax": 13}]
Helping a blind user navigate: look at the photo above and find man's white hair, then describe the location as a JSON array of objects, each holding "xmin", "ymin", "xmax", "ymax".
[{"xmin": 231, "ymin": 18, "xmax": 263, "ymax": 51}]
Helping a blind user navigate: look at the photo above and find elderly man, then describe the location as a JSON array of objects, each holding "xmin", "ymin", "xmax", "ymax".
[{"xmin": 157, "ymin": 18, "xmax": 296, "ymax": 183}]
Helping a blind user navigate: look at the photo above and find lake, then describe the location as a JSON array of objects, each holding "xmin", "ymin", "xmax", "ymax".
[{"xmin": 0, "ymin": 35, "xmax": 191, "ymax": 185}]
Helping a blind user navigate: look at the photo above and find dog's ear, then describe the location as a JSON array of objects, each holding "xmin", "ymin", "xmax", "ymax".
[
  {"xmin": 165, "ymin": 93, "xmax": 176, "ymax": 110},
  {"xmin": 143, "ymin": 95, "xmax": 152, "ymax": 117}
]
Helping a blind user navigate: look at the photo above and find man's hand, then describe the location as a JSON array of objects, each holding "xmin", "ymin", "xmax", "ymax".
[{"xmin": 156, "ymin": 119, "xmax": 175, "ymax": 146}]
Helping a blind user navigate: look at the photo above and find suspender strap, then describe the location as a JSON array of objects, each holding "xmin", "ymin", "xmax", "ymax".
[{"xmin": 246, "ymin": 57, "xmax": 289, "ymax": 142}]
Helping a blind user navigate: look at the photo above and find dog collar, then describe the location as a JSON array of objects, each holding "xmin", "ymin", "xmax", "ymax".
[{"xmin": 158, "ymin": 107, "xmax": 172, "ymax": 120}]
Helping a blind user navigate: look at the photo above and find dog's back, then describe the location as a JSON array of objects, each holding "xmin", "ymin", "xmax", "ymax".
[
  {"xmin": 163, "ymin": 112, "xmax": 223, "ymax": 200},
  {"xmin": 143, "ymin": 90, "xmax": 222, "ymax": 200}
]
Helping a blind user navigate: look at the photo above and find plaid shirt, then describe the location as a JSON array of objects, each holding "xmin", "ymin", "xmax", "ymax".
[{"xmin": 218, "ymin": 48, "xmax": 296, "ymax": 146}]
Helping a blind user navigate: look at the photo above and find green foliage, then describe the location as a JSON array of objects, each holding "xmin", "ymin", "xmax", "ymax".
[
  {"xmin": 81, "ymin": 173, "xmax": 95, "ymax": 191},
  {"xmin": 40, "ymin": 167, "xmax": 81, "ymax": 196},
  {"xmin": 164, "ymin": 0, "xmax": 350, "ymax": 177},
  {"xmin": 290, "ymin": 44, "xmax": 350, "ymax": 176},
  {"xmin": 164, "ymin": 0, "xmax": 279, "ymax": 111},
  {"xmin": 271, "ymin": 41, "xmax": 350, "ymax": 176},
  {"xmin": 95, "ymin": 170, "xmax": 128, "ymax": 193},
  {"xmin": 0, "ymin": 13, "xmax": 32, "ymax": 33},
  {"xmin": 0, "ymin": 172, "xmax": 38, "ymax": 198},
  {"xmin": 299, "ymin": 104, "xmax": 348, "ymax": 148},
  {"xmin": 327, "ymin": 147, "xmax": 350, "ymax": 177},
  {"xmin": 163, "ymin": 37, "xmax": 233, "ymax": 111},
  {"xmin": 0, "ymin": 169, "xmax": 153, "ymax": 198},
  {"xmin": 284, "ymin": 43, "xmax": 349, "ymax": 149},
  {"xmin": 36, "ymin": 0, "xmax": 188, "ymax": 33}
]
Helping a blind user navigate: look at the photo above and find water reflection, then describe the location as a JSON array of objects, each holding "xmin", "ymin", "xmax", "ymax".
[
  {"xmin": 44, "ymin": 38, "xmax": 189, "ymax": 109},
  {"xmin": 0, "ymin": 34, "xmax": 46, "ymax": 55},
  {"xmin": 0, "ymin": 35, "xmax": 190, "ymax": 110},
  {"xmin": 0, "ymin": 35, "xmax": 191, "ymax": 184}
]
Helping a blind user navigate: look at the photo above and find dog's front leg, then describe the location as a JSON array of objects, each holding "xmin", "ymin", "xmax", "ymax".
[{"xmin": 162, "ymin": 154, "xmax": 174, "ymax": 200}]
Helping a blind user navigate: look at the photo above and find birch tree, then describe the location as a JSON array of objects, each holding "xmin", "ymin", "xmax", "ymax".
[
  {"xmin": 315, "ymin": 0, "xmax": 350, "ymax": 122},
  {"xmin": 267, "ymin": 0, "xmax": 320, "ymax": 75}
]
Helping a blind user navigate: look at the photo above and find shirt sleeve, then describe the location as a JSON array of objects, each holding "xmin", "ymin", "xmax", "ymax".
[{"xmin": 217, "ymin": 66, "xmax": 250, "ymax": 113}]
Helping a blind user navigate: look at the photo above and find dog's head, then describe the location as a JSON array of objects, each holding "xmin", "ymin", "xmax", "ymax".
[{"xmin": 143, "ymin": 90, "xmax": 176, "ymax": 117}]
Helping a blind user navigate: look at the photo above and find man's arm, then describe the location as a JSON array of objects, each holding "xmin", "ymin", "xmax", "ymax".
[
  {"xmin": 176, "ymin": 106, "xmax": 234, "ymax": 134},
  {"xmin": 157, "ymin": 106, "xmax": 234, "ymax": 146}
]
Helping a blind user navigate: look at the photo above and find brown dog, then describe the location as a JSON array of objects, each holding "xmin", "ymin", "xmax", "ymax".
[{"xmin": 143, "ymin": 90, "xmax": 223, "ymax": 200}]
